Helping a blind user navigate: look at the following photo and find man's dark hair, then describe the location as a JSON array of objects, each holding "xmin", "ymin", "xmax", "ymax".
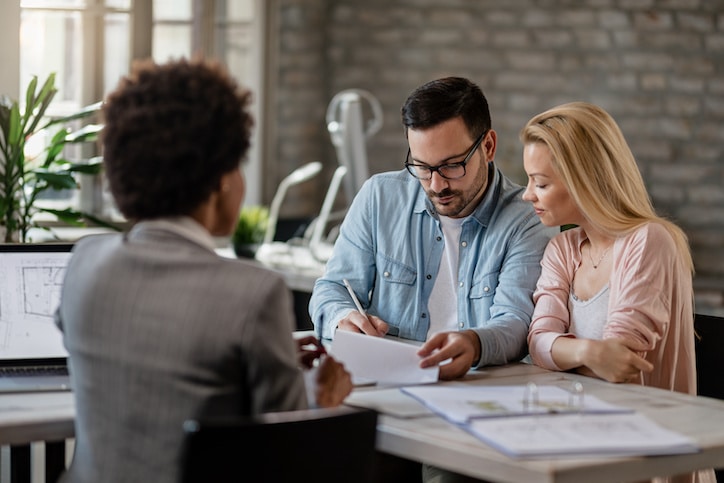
[
  {"xmin": 102, "ymin": 57, "xmax": 253, "ymax": 220},
  {"xmin": 401, "ymin": 77, "xmax": 491, "ymax": 139}
]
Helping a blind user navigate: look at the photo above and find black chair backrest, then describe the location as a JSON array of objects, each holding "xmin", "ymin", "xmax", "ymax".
[
  {"xmin": 694, "ymin": 313, "xmax": 724, "ymax": 482},
  {"xmin": 694, "ymin": 313, "xmax": 724, "ymax": 401},
  {"xmin": 180, "ymin": 407, "xmax": 378, "ymax": 483}
]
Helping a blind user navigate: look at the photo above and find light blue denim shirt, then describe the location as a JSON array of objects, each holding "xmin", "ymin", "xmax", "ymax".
[{"xmin": 309, "ymin": 165, "xmax": 557, "ymax": 367}]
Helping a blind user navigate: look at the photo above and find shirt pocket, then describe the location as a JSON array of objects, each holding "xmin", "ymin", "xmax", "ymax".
[
  {"xmin": 374, "ymin": 256, "xmax": 417, "ymax": 335},
  {"xmin": 377, "ymin": 256, "xmax": 417, "ymax": 285},
  {"xmin": 469, "ymin": 271, "xmax": 499, "ymax": 300}
]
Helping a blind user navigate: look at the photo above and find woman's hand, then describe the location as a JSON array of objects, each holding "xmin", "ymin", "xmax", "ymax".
[
  {"xmin": 295, "ymin": 335, "xmax": 325, "ymax": 369},
  {"xmin": 314, "ymin": 356, "xmax": 353, "ymax": 407},
  {"xmin": 581, "ymin": 338, "xmax": 654, "ymax": 383}
]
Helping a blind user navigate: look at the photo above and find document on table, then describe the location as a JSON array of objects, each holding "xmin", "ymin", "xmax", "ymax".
[
  {"xmin": 401, "ymin": 385, "xmax": 631, "ymax": 424},
  {"xmin": 329, "ymin": 331, "xmax": 439, "ymax": 386},
  {"xmin": 466, "ymin": 412, "xmax": 700, "ymax": 458}
]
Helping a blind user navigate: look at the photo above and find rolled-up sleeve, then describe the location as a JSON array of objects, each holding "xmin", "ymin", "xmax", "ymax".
[{"xmin": 528, "ymin": 232, "xmax": 578, "ymax": 370}]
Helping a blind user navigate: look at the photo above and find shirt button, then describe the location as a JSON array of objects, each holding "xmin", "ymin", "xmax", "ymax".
[
  {"xmin": 483, "ymin": 286, "xmax": 490, "ymax": 292},
  {"xmin": 458, "ymin": 322, "xmax": 464, "ymax": 328},
  {"xmin": 421, "ymin": 313, "xmax": 427, "ymax": 318},
  {"xmin": 426, "ymin": 274, "xmax": 432, "ymax": 280},
  {"xmin": 383, "ymin": 271, "xmax": 390, "ymax": 278},
  {"xmin": 436, "ymin": 236, "xmax": 442, "ymax": 241},
  {"xmin": 458, "ymin": 281, "xmax": 463, "ymax": 287},
  {"xmin": 461, "ymin": 241, "xmax": 467, "ymax": 247}
]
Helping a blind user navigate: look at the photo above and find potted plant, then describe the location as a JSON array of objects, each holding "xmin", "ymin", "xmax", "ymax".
[
  {"xmin": 0, "ymin": 73, "xmax": 117, "ymax": 243},
  {"xmin": 231, "ymin": 205, "xmax": 269, "ymax": 258}
]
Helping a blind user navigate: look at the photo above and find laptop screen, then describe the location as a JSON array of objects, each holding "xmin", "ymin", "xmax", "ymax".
[{"xmin": 0, "ymin": 244, "xmax": 73, "ymax": 361}]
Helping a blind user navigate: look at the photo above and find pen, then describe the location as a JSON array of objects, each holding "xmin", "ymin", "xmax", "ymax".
[
  {"xmin": 316, "ymin": 289, "xmax": 327, "ymax": 352},
  {"xmin": 342, "ymin": 278, "xmax": 367, "ymax": 316}
]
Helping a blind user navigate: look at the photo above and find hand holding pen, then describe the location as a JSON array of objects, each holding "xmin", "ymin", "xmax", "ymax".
[{"xmin": 337, "ymin": 278, "xmax": 389, "ymax": 337}]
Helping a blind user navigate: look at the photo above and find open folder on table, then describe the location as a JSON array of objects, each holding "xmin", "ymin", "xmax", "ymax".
[
  {"xmin": 329, "ymin": 331, "xmax": 438, "ymax": 386},
  {"xmin": 400, "ymin": 384, "xmax": 631, "ymax": 424},
  {"xmin": 466, "ymin": 412, "xmax": 700, "ymax": 458},
  {"xmin": 401, "ymin": 383, "xmax": 699, "ymax": 458}
]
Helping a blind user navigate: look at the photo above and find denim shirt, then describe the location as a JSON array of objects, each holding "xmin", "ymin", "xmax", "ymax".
[{"xmin": 309, "ymin": 165, "xmax": 557, "ymax": 367}]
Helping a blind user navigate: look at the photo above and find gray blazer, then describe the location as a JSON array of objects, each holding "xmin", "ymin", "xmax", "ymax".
[{"xmin": 56, "ymin": 225, "xmax": 307, "ymax": 483}]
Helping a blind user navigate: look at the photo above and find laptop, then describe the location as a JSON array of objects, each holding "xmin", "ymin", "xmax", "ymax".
[{"xmin": 0, "ymin": 243, "xmax": 74, "ymax": 393}]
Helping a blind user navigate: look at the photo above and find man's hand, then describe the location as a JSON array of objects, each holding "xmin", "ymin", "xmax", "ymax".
[
  {"xmin": 336, "ymin": 311, "xmax": 389, "ymax": 337},
  {"xmin": 580, "ymin": 338, "xmax": 654, "ymax": 383},
  {"xmin": 417, "ymin": 330, "xmax": 481, "ymax": 380},
  {"xmin": 314, "ymin": 356, "xmax": 353, "ymax": 407}
]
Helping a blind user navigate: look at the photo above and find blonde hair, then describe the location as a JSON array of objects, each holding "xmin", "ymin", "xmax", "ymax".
[{"xmin": 520, "ymin": 102, "xmax": 693, "ymax": 273}]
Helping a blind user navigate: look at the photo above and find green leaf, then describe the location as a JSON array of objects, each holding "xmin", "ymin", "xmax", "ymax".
[
  {"xmin": 21, "ymin": 74, "xmax": 57, "ymax": 138},
  {"xmin": 33, "ymin": 170, "xmax": 78, "ymax": 190},
  {"xmin": 39, "ymin": 207, "xmax": 123, "ymax": 232},
  {"xmin": 0, "ymin": 97, "xmax": 12, "ymax": 145},
  {"xmin": 23, "ymin": 76, "xmax": 38, "ymax": 117},
  {"xmin": 35, "ymin": 73, "xmax": 56, "ymax": 110},
  {"xmin": 44, "ymin": 128, "xmax": 70, "ymax": 164},
  {"xmin": 8, "ymin": 103, "xmax": 21, "ymax": 146},
  {"xmin": 64, "ymin": 162, "xmax": 103, "ymax": 175},
  {"xmin": 43, "ymin": 101, "xmax": 102, "ymax": 128},
  {"xmin": 39, "ymin": 207, "xmax": 85, "ymax": 226},
  {"xmin": 65, "ymin": 123, "xmax": 103, "ymax": 143}
]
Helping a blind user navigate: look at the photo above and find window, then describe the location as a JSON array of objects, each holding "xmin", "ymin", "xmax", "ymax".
[{"xmin": 9, "ymin": 0, "xmax": 264, "ymax": 215}]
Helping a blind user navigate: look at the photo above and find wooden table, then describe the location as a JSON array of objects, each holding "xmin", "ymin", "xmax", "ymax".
[
  {"xmin": 347, "ymin": 363, "xmax": 724, "ymax": 483},
  {"xmin": 5, "ymin": 364, "xmax": 724, "ymax": 483},
  {"xmin": 0, "ymin": 391, "xmax": 75, "ymax": 483}
]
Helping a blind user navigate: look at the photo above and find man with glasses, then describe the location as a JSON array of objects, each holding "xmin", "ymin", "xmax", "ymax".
[{"xmin": 310, "ymin": 77, "xmax": 556, "ymax": 381}]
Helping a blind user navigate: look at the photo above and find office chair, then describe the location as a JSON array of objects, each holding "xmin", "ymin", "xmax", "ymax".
[
  {"xmin": 694, "ymin": 312, "xmax": 724, "ymax": 480},
  {"xmin": 180, "ymin": 406, "xmax": 378, "ymax": 483},
  {"xmin": 694, "ymin": 313, "xmax": 724, "ymax": 400}
]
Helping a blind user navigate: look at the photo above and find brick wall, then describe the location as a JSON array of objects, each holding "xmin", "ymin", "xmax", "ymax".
[{"xmin": 269, "ymin": 0, "xmax": 724, "ymax": 312}]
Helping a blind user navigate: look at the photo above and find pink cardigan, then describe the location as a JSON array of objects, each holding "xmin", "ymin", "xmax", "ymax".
[{"xmin": 528, "ymin": 223, "xmax": 697, "ymax": 395}]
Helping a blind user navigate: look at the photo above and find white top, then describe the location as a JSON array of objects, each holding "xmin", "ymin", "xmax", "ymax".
[
  {"xmin": 427, "ymin": 216, "xmax": 465, "ymax": 337},
  {"xmin": 569, "ymin": 285, "xmax": 610, "ymax": 340}
]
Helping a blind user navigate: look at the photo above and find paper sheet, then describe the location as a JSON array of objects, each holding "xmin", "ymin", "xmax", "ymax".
[
  {"xmin": 330, "ymin": 331, "xmax": 439, "ymax": 386},
  {"xmin": 401, "ymin": 384, "xmax": 631, "ymax": 424},
  {"xmin": 466, "ymin": 412, "xmax": 700, "ymax": 458}
]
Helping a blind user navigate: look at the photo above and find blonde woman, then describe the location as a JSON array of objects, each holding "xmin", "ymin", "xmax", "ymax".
[{"xmin": 520, "ymin": 102, "xmax": 712, "ymax": 483}]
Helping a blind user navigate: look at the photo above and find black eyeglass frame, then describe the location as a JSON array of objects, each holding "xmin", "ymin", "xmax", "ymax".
[{"xmin": 404, "ymin": 130, "xmax": 487, "ymax": 180}]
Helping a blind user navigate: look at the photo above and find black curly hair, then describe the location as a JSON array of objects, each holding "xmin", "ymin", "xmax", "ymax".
[{"xmin": 102, "ymin": 57, "xmax": 253, "ymax": 220}]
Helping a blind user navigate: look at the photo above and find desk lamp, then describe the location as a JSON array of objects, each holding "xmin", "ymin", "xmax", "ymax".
[{"xmin": 262, "ymin": 161, "xmax": 322, "ymax": 245}]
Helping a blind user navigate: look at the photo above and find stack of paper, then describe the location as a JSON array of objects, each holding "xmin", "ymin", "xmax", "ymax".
[
  {"xmin": 400, "ymin": 384, "xmax": 699, "ymax": 458},
  {"xmin": 401, "ymin": 385, "xmax": 630, "ymax": 424},
  {"xmin": 467, "ymin": 412, "xmax": 699, "ymax": 458},
  {"xmin": 329, "ymin": 330, "xmax": 438, "ymax": 386}
]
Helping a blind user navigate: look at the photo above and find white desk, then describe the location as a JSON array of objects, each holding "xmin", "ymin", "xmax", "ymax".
[
  {"xmin": 215, "ymin": 246, "xmax": 320, "ymax": 293},
  {"xmin": 0, "ymin": 391, "xmax": 75, "ymax": 483},
  {"xmin": 4, "ymin": 365, "xmax": 724, "ymax": 483},
  {"xmin": 348, "ymin": 363, "xmax": 724, "ymax": 483}
]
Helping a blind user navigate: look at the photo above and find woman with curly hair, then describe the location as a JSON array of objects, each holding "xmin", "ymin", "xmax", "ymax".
[{"xmin": 55, "ymin": 58, "xmax": 351, "ymax": 483}]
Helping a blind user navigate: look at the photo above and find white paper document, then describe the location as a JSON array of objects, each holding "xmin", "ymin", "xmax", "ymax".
[
  {"xmin": 329, "ymin": 331, "xmax": 439, "ymax": 386},
  {"xmin": 401, "ymin": 385, "xmax": 631, "ymax": 424},
  {"xmin": 466, "ymin": 412, "xmax": 700, "ymax": 458}
]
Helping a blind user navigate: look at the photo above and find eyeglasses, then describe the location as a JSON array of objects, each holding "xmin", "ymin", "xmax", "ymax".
[{"xmin": 404, "ymin": 131, "xmax": 486, "ymax": 180}]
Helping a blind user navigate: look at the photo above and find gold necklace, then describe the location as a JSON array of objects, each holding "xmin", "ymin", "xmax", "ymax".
[{"xmin": 588, "ymin": 245, "xmax": 611, "ymax": 269}]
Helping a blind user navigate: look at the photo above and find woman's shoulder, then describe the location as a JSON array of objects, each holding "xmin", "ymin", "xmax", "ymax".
[{"xmin": 622, "ymin": 222, "xmax": 676, "ymax": 250}]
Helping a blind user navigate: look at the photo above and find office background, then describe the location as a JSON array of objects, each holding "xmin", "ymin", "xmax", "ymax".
[
  {"xmin": 0, "ymin": 0, "xmax": 722, "ymax": 314},
  {"xmin": 269, "ymin": 0, "xmax": 724, "ymax": 315}
]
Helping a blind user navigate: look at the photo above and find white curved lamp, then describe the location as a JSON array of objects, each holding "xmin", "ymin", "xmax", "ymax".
[{"xmin": 263, "ymin": 161, "xmax": 323, "ymax": 245}]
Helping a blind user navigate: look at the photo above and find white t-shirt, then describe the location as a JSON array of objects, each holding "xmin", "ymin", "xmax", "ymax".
[
  {"xmin": 569, "ymin": 285, "xmax": 610, "ymax": 340},
  {"xmin": 427, "ymin": 216, "xmax": 466, "ymax": 337}
]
